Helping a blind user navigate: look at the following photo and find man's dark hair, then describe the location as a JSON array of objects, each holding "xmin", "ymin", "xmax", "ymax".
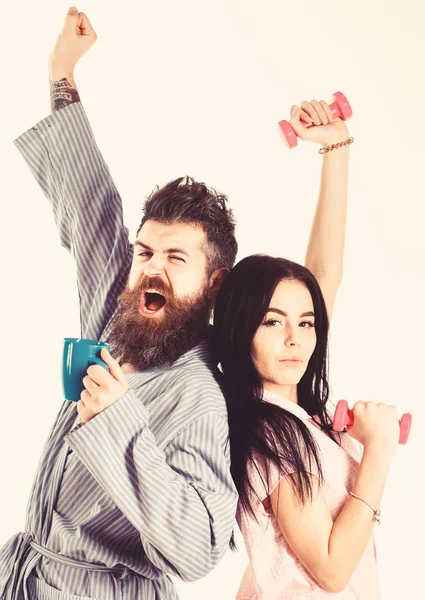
[{"xmin": 137, "ymin": 176, "xmax": 238, "ymax": 275}]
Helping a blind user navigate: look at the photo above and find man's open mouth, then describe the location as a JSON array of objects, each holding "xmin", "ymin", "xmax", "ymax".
[{"xmin": 140, "ymin": 289, "xmax": 167, "ymax": 316}]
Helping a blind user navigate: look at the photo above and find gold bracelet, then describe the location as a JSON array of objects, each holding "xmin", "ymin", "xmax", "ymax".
[
  {"xmin": 319, "ymin": 136, "xmax": 355, "ymax": 154},
  {"xmin": 349, "ymin": 491, "xmax": 381, "ymax": 524}
]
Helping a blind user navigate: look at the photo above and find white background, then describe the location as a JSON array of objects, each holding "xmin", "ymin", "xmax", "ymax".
[{"xmin": 1, "ymin": 1, "xmax": 424, "ymax": 598}]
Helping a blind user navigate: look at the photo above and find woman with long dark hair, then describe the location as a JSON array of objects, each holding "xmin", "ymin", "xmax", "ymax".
[{"xmin": 213, "ymin": 254, "xmax": 400, "ymax": 598}]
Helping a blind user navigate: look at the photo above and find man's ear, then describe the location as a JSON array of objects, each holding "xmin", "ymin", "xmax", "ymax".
[{"xmin": 208, "ymin": 268, "xmax": 229, "ymax": 299}]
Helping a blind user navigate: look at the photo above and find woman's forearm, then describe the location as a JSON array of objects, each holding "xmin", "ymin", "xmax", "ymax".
[
  {"xmin": 325, "ymin": 445, "xmax": 392, "ymax": 591},
  {"xmin": 305, "ymin": 144, "xmax": 350, "ymax": 317}
]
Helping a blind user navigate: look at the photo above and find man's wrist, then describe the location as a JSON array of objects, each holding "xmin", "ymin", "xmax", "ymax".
[
  {"xmin": 49, "ymin": 68, "xmax": 76, "ymax": 85},
  {"xmin": 49, "ymin": 75, "xmax": 80, "ymax": 113}
]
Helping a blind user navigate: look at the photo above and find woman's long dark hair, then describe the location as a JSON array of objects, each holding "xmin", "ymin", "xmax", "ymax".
[{"xmin": 212, "ymin": 255, "xmax": 339, "ymax": 536}]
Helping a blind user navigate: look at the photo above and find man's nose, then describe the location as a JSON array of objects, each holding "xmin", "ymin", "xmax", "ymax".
[{"xmin": 143, "ymin": 255, "xmax": 165, "ymax": 277}]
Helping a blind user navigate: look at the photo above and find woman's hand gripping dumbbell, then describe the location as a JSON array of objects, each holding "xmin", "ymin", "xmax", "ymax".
[
  {"xmin": 279, "ymin": 92, "xmax": 353, "ymax": 149},
  {"xmin": 333, "ymin": 399, "xmax": 412, "ymax": 445}
]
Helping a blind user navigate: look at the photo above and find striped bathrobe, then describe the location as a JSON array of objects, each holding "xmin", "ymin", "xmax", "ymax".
[{"xmin": 0, "ymin": 102, "xmax": 237, "ymax": 599}]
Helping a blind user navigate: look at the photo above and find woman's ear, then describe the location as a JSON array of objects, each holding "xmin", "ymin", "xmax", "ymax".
[{"xmin": 208, "ymin": 268, "xmax": 229, "ymax": 299}]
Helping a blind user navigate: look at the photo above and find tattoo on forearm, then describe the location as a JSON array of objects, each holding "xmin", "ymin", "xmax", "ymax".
[{"xmin": 50, "ymin": 78, "xmax": 80, "ymax": 112}]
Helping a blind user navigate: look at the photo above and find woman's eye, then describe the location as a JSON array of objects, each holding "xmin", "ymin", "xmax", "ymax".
[
  {"xmin": 138, "ymin": 252, "xmax": 152, "ymax": 258},
  {"xmin": 264, "ymin": 319, "xmax": 282, "ymax": 327},
  {"xmin": 300, "ymin": 321, "xmax": 315, "ymax": 328},
  {"xmin": 170, "ymin": 256, "xmax": 185, "ymax": 262}
]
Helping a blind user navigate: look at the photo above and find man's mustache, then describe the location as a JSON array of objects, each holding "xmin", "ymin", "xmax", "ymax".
[{"xmin": 134, "ymin": 276, "xmax": 171, "ymax": 297}]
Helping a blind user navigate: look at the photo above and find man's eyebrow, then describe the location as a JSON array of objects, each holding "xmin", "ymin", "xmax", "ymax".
[
  {"xmin": 167, "ymin": 248, "xmax": 190, "ymax": 257},
  {"xmin": 134, "ymin": 240, "xmax": 151, "ymax": 250},
  {"xmin": 133, "ymin": 240, "xmax": 189, "ymax": 257},
  {"xmin": 267, "ymin": 308, "xmax": 315, "ymax": 318}
]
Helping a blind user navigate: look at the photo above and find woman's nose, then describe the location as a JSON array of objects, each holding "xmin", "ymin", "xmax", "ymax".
[{"xmin": 284, "ymin": 328, "xmax": 300, "ymax": 348}]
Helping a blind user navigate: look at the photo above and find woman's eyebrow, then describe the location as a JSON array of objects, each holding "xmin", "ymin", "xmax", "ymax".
[{"xmin": 267, "ymin": 308, "xmax": 315, "ymax": 318}]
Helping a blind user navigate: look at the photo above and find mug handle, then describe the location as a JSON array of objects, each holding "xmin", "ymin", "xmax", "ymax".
[{"xmin": 89, "ymin": 357, "xmax": 110, "ymax": 372}]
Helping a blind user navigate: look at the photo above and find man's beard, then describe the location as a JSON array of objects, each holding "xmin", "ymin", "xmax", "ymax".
[{"xmin": 108, "ymin": 276, "xmax": 212, "ymax": 371}]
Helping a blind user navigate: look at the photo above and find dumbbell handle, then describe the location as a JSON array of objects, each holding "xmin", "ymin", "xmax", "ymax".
[
  {"xmin": 333, "ymin": 400, "xmax": 412, "ymax": 445},
  {"xmin": 279, "ymin": 91, "xmax": 353, "ymax": 149}
]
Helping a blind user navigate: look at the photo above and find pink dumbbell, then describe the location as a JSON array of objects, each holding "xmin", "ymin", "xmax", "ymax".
[
  {"xmin": 279, "ymin": 91, "xmax": 353, "ymax": 149},
  {"xmin": 333, "ymin": 400, "xmax": 412, "ymax": 445}
]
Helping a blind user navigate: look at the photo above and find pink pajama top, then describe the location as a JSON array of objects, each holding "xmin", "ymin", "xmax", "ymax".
[{"xmin": 236, "ymin": 391, "xmax": 380, "ymax": 599}]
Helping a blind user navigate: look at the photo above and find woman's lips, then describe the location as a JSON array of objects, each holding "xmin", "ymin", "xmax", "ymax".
[{"xmin": 281, "ymin": 359, "xmax": 304, "ymax": 367}]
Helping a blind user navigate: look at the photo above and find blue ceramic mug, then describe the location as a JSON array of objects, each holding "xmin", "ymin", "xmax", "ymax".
[{"xmin": 63, "ymin": 338, "xmax": 110, "ymax": 402}]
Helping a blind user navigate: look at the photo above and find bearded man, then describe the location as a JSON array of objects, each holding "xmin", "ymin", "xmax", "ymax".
[
  {"xmin": 0, "ymin": 11, "xmax": 239, "ymax": 600},
  {"xmin": 0, "ymin": 7, "xmax": 350, "ymax": 600}
]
